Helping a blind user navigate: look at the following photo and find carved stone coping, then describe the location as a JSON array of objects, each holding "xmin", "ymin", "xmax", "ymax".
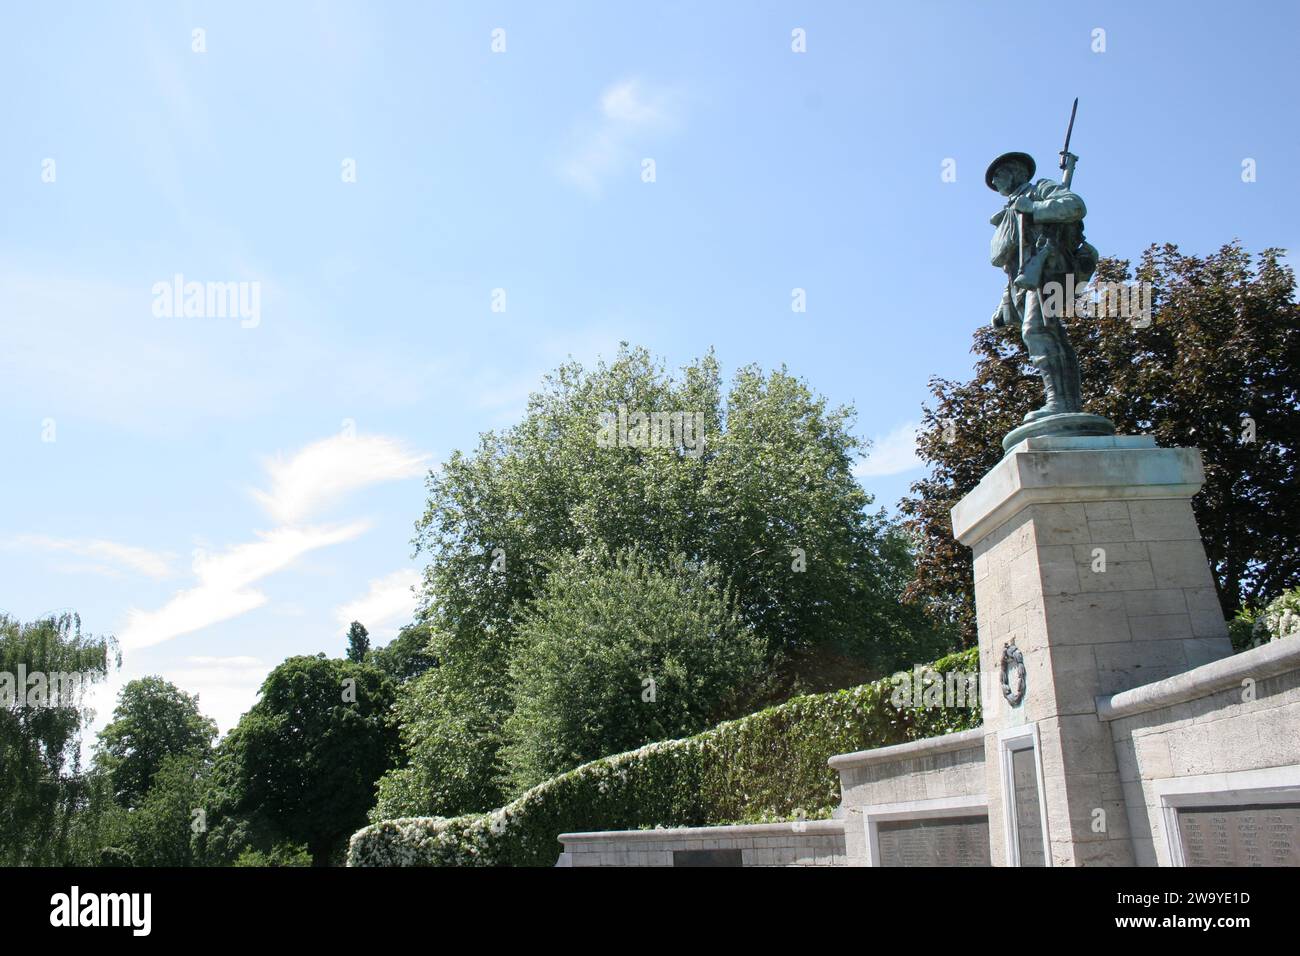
[
  {"xmin": 827, "ymin": 727, "xmax": 986, "ymax": 771},
  {"xmin": 558, "ymin": 819, "xmax": 844, "ymax": 844},
  {"xmin": 1097, "ymin": 638, "xmax": 1300, "ymax": 722}
]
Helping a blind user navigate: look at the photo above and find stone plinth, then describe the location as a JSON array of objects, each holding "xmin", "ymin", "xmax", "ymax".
[{"xmin": 951, "ymin": 435, "xmax": 1232, "ymax": 866}]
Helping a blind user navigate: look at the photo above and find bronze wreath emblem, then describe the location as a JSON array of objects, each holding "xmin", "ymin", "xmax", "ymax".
[{"xmin": 1000, "ymin": 639, "xmax": 1027, "ymax": 706}]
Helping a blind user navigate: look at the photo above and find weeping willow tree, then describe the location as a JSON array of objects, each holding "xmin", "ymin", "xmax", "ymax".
[{"xmin": 0, "ymin": 612, "xmax": 117, "ymax": 865}]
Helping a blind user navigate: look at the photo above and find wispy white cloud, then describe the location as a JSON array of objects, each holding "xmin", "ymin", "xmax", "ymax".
[
  {"xmin": 854, "ymin": 421, "xmax": 923, "ymax": 478},
  {"xmin": 113, "ymin": 429, "xmax": 429, "ymax": 650},
  {"xmin": 561, "ymin": 78, "xmax": 681, "ymax": 196},
  {"xmin": 251, "ymin": 433, "xmax": 432, "ymax": 525},
  {"xmin": 334, "ymin": 568, "xmax": 422, "ymax": 640},
  {"xmin": 118, "ymin": 522, "xmax": 369, "ymax": 650},
  {"xmin": 600, "ymin": 80, "xmax": 673, "ymax": 125},
  {"xmin": 2, "ymin": 534, "xmax": 175, "ymax": 579}
]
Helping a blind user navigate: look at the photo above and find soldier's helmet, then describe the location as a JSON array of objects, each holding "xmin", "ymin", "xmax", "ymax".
[{"xmin": 985, "ymin": 152, "xmax": 1036, "ymax": 190}]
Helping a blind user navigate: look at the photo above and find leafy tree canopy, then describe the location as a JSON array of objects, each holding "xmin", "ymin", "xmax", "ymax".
[
  {"xmin": 384, "ymin": 345, "xmax": 951, "ymax": 817},
  {"xmin": 368, "ymin": 622, "xmax": 438, "ymax": 684},
  {"xmin": 417, "ymin": 344, "xmax": 941, "ymax": 677},
  {"xmin": 196, "ymin": 655, "xmax": 399, "ymax": 866},
  {"xmin": 502, "ymin": 548, "xmax": 768, "ymax": 789},
  {"xmin": 95, "ymin": 676, "xmax": 217, "ymax": 809}
]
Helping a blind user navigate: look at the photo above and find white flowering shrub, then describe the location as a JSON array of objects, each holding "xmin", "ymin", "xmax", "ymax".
[
  {"xmin": 348, "ymin": 648, "xmax": 979, "ymax": 866},
  {"xmin": 1253, "ymin": 588, "xmax": 1300, "ymax": 645}
]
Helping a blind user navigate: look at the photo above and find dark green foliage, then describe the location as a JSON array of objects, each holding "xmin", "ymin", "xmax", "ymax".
[
  {"xmin": 196, "ymin": 655, "xmax": 399, "ymax": 866},
  {"xmin": 372, "ymin": 659, "xmax": 508, "ymax": 821},
  {"xmin": 1228, "ymin": 608, "xmax": 1259, "ymax": 653},
  {"xmin": 119, "ymin": 753, "xmax": 209, "ymax": 866},
  {"xmin": 97, "ymin": 846, "xmax": 134, "ymax": 867},
  {"xmin": 503, "ymin": 549, "xmax": 767, "ymax": 790},
  {"xmin": 345, "ymin": 621, "xmax": 370, "ymax": 664},
  {"xmin": 368, "ymin": 622, "xmax": 438, "ymax": 684},
  {"xmin": 354, "ymin": 649, "xmax": 980, "ymax": 866},
  {"xmin": 232, "ymin": 842, "xmax": 312, "ymax": 867},
  {"xmin": 95, "ymin": 676, "xmax": 217, "ymax": 809}
]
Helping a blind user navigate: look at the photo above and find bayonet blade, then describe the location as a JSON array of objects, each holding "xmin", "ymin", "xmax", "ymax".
[{"xmin": 1060, "ymin": 97, "xmax": 1079, "ymax": 170}]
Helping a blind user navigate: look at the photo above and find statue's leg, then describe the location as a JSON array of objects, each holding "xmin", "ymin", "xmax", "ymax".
[
  {"xmin": 1058, "ymin": 333, "xmax": 1082, "ymax": 411},
  {"xmin": 1020, "ymin": 290, "xmax": 1064, "ymax": 421},
  {"xmin": 1042, "ymin": 279, "xmax": 1083, "ymax": 413}
]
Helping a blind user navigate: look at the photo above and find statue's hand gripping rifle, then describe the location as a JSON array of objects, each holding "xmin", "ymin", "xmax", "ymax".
[{"xmin": 1014, "ymin": 98, "xmax": 1080, "ymax": 291}]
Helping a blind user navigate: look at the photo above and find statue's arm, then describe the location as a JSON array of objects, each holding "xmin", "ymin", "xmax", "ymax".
[
  {"xmin": 992, "ymin": 286, "xmax": 1011, "ymax": 328},
  {"xmin": 1026, "ymin": 180, "xmax": 1086, "ymax": 223}
]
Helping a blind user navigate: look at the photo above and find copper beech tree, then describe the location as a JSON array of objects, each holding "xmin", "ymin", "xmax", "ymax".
[{"xmin": 902, "ymin": 242, "xmax": 1300, "ymax": 645}]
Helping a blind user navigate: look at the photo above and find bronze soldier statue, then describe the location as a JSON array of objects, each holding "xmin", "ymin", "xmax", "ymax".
[{"xmin": 987, "ymin": 149, "xmax": 1098, "ymax": 422}]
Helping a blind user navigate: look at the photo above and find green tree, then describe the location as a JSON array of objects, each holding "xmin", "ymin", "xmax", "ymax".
[
  {"xmin": 383, "ymin": 346, "xmax": 948, "ymax": 818},
  {"xmin": 0, "ymin": 613, "xmax": 115, "ymax": 865},
  {"xmin": 345, "ymin": 621, "xmax": 370, "ymax": 664},
  {"xmin": 196, "ymin": 655, "xmax": 399, "ymax": 866},
  {"xmin": 372, "ymin": 658, "xmax": 506, "ymax": 822},
  {"xmin": 902, "ymin": 243, "xmax": 1300, "ymax": 644},
  {"xmin": 60, "ymin": 770, "xmax": 130, "ymax": 866},
  {"xmin": 502, "ymin": 549, "xmax": 767, "ymax": 789},
  {"xmin": 369, "ymin": 622, "xmax": 438, "ymax": 684},
  {"xmin": 95, "ymin": 676, "xmax": 217, "ymax": 809},
  {"xmin": 232, "ymin": 842, "xmax": 312, "ymax": 867},
  {"xmin": 119, "ymin": 752, "xmax": 209, "ymax": 866}
]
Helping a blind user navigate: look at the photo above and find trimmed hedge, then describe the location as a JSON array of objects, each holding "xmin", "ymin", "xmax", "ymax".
[{"xmin": 348, "ymin": 648, "xmax": 980, "ymax": 866}]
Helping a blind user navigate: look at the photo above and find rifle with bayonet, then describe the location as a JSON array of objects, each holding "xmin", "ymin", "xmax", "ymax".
[{"xmin": 1014, "ymin": 98, "xmax": 1080, "ymax": 291}]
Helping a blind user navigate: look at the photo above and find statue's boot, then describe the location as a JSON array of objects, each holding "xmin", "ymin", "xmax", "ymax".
[
  {"xmin": 1024, "ymin": 354, "xmax": 1069, "ymax": 422},
  {"xmin": 1058, "ymin": 338, "xmax": 1084, "ymax": 413}
]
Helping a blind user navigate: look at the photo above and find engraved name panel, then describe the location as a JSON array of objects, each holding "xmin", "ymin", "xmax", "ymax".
[
  {"xmin": 875, "ymin": 815, "xmax": 991, "ymax": 867},
  {"xmin": 672, "ymin": 848, "xmax": 744, "ymax": 867},
  {"xmin": 1010, "ymin": 746, "xmax": 1046, "ymax": 866},
  {"xmin": 1176, "ymin": 804, "xmax": 1300, "ymax": 867}
]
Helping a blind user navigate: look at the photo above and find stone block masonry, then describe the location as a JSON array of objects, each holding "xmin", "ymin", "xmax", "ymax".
[
  {"xmin": 952, "ymin": 435, "xmax": 1232, "ymax": 866},
  {"xmin": 556, "ymin": 820, "xmax": 845, "ymax": 867}
]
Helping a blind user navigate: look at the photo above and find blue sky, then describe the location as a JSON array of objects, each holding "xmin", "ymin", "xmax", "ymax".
[{"xmin": 1, "ymin": 1, "xmax": 1296, "ymax": 734}]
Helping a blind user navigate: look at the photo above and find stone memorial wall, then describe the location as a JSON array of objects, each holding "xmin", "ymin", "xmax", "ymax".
[
  {"xmin": 556, "ymin": 820, "xmax": 846, "ymax": 867},
  {"xmin": 550, "ymin": 436, "xmax": 1300, "ymax": 868},
  {"xmin": 1100, "ymin": 637, "xmax": 1300, "ymax": 866}
]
